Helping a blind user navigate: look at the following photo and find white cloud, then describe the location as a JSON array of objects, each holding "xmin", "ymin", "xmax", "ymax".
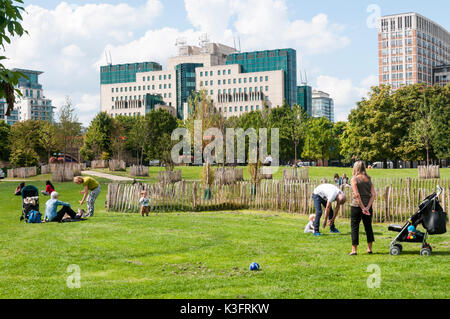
[
  {"xmin": 315, "ymin": 74, "xmax": 376, "ymax": 122},
  {"xmin": 4, "ymin": 0, "xmax": 354, "ymax": 125},
  {"xmin": 4, "ymin": 0, "xmax": 163, "ymax": 125}
]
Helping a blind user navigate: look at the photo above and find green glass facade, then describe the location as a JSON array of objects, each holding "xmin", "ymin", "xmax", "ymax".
[
  {"xmin": 296, "ymin": 85, "xmax": 312, "ymax": 116},
  {"xmin": 175, "ymin": 63, "xmax": 203, "ymax": 119},
  {"xmin": 226, "ymin": 49, "xmax": 297, "ymax": 107},
  {"xmin": 145, "ymin": 94, "xmax": 166, "ymax": 112},
  {"xmin": 101, "ymin": 62, "xmax": 162, "ymax": 85}
]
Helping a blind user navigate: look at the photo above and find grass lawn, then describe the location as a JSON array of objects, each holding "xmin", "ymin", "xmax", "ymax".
[
  {"xmin": 0, "ymin": 179, "xmax": 449, "ymax": 299},
  {"xmin": 89, "ymin": 166, "xmax": 450, "ymax": 183}
]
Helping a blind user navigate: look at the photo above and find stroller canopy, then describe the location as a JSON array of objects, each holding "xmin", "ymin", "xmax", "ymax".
[{"xmin": 21, "ymin": 185, "xmax": 39, "ymax": 199}]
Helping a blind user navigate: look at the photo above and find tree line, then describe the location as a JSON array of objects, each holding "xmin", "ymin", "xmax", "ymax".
[{"xmin": 1, "ymin": 84, "xmax": 448, "ymax": 168}]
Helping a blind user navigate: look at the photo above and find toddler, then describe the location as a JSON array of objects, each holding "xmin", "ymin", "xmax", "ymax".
[
  {"xmin": 304, "ymin": 214, "xmax": 315, "ymax": 233},
  {"xmin": 139, "ymin": 190, "xmax": 150, "ymax": 217}
]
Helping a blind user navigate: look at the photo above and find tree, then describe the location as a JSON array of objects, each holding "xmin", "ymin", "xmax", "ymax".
[
  {"xmin": 81, "ymin": 112, "xmax": 113, "ymax": 160},
  {"xmin": 55, "ymin": 97, "xmax": 81, "ymax": 163},
  {"xmin": 39, "ymin": 121, "xmax": 58, "ymax": 163},
  {"xmin": 9, "ymin": 120, "xmax": 45, "ymax": 167},
  {"xmin": 289, "ymin": 105, "xmax": 307, "ymax": 164},
  {"xmin": 145, "ymin": 108, "xmax": 178, "ymax": 162},
  {"xmin": 0, "ymin": 0, "xmax": 27, "ymax": 117},
  {"xmin": 127, "ymin": 115, "xmax": 149, "ymax": 165},
  {"xmin": 0, "ymin": 121, "xmax": 11, "ymax": 161},
  {"xmin": 340, "ymin": 86, "xmax": 398, "ymax": 164},
  {"xmin": 185, "ymin": 89, "xmax": 224, "ymax": 163},
  {"xmin": 302, "ymin": 117, "xmax": 335, "ymax": 165}
]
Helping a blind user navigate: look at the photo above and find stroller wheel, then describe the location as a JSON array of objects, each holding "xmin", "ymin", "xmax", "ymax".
[
  {"xmin": 420, "ymin": 248, "xmax": 431, "ymax": 256},
  {"xmin": 390, "ymin": 245, "xmax": 401, "ymax": 256}
]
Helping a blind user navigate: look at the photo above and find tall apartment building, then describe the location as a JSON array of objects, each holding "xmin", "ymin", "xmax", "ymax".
[
  {"xmin": 0, "ymin": 69, "xmax": 55, "ymax": 125},
  {"xmin": 100, "ymin": 39, "xmax": 299, "ymax": 120},
  {"xmin": 378, "ymin": 13, "xmax": 450, "ymax": 89},
  {"xmin": 311, "ymin": 90, "xmax": 334, "ymax": 123}
]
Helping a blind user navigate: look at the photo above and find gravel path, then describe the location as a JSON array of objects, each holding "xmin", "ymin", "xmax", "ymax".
[{"xmin": 81, "ymin": 170, "xmax": 134, "ymax": 182}]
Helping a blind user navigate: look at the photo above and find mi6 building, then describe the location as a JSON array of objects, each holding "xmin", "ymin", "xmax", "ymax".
[{"xmin": 99, "ymin": 39, "xmax": 312, "ymax": 120}]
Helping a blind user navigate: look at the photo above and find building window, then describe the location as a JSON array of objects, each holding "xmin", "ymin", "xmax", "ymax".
[
  {"xmin": 210, "ymin": 80, "xmax": 213, "ymax": 85},
  {"xmin": 143, "ymin": 77, "xmax": 145, "ymax": 81},
  {"xmin": 111, "ymin": 88, "xmax": 114, "ymax": 93},
  {"xmin": 210, "ymin": 90, "xmax": 213, "ymax": 95},
  {"xmin": 164, "ymin": 75, "xmax": 167, "ymax": 80},
  {"xmin": 218, "ymin": 70, "xmax": 221, "ymax": 76},
  {"xmin": 159, "ymin": 75, "xmax": 162, "ymax": 80},
  {"xmin": 265, "ymin": 86, "xmax": 269, "ymax": 91},
  {"xmin": 228, "ymin": 69, "xmax": 231, "ymax": 75}
]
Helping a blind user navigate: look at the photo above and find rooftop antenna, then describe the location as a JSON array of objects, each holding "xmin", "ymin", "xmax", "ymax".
[
  {"xmin": 175, "ymin": 37, "xmax": 188, "ymax": 56},
  {"xmin": 199, "ymin": 33, "xmax": 210, "ymax": 54},
  {"xmin": 233, "ymin": 36, "xmax": 237, "ymax": 51},
  {"xmin": 109, "ymin": 51, "xmax": 113, "ymax": 65},
  {"xmin": 238, "ymin": 36, "xmax": 241, "ymax": 52},
  {"xmin": 105, "ymin": 50, "xmax": 112, "ymax": 65}
]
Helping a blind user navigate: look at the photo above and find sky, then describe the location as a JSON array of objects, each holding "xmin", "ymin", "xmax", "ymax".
[{"xmin": 4, "ymin": 0, "xmax": 450, "ymax": 125}]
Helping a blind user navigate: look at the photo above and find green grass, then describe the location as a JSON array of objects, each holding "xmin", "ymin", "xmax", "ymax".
[
  {"xmin": 90, "ymin": 166, "xmax": 450, "ymax": 183},
  {"xmin": 0, "ymin": 180, "xmax": 449, "ymax": 299}
]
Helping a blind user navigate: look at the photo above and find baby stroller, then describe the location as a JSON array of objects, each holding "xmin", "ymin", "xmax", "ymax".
[
  {"xmin": 389, "ymin": 185, "xmax": 447, "ymax": 256},
  {"xmin": 20, "ymin": 185, "xmax": 40, "ymax": 222}
]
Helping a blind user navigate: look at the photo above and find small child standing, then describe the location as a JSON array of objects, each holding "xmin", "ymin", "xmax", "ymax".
[
  {"xmin": 139, "ymin": 190, "xmax": 150, "ymax": 217},
  {"xmin": 304, "ymin": 214, "xmax": 316, "ymax": 233}
]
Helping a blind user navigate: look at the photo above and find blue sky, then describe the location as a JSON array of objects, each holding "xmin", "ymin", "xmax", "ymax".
[{"xmin": 6, "ymin": 0, "xmax": 450, "ymax": 124}]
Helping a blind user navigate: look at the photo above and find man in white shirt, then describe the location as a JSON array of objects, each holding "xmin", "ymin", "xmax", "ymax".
[{"xmin": 312, "ymin": 184, "xmax": 346, "ymax": 236}]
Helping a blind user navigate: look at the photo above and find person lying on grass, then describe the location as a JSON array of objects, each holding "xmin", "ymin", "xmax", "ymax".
[
  {"xmin": 73, "ymin": 176, "xmax": 101, "ymax": 218},
  {"xmin": 44, "ymin": 192, "xmax": 83, "ymax": 223},
  {"xmin": 311, "ymin": 183, "xmax": 346, "ymax": 236},
  {"xmin": 41, "ymin": 180, "xmax": 55, "ymax": 196}
]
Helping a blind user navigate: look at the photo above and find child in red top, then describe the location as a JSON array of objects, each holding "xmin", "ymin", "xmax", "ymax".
[{"xmin": 42, "ymin": 180, "xmax": 55, "ymax": 196}]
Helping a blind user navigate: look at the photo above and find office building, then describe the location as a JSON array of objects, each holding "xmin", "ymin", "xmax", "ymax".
[
  {"xmin": 378, "ymin": 12, "xmax": 450, "ymax": 89},
  {"xmin": 99, "ymin": 38, "xmax": 300, "ymax": 120},
  {"xmin": 311, "ymin": 90, "xmax": 334, "ymax": 122},
  {"xmin": 0, "ymin": 69, "xmax": 55, "ymax": 125},
  {"xmin": 296, "ymin": 85, "xmax": 312, "ymax": 116},
  {"xmin": 433, "ymin": 64, "xmax": 450, "ymax": 86}
]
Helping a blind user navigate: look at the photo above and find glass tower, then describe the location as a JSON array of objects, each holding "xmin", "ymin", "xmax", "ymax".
[
  {"xmin": 296, "ymin": 85, "xmax": 312, "ymax": 116},
  {"xmin": 175, "ymin": 63, "xmax": 203, "ymax": 119},
  {"xmin": 225, "ymin": 49, "xmax": 297, "ymax": 107}
]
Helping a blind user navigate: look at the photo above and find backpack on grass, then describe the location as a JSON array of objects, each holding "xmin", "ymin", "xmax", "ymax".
[{"xmin": 27, "ymin": 210, "xmax": 42, "ymax": 224}]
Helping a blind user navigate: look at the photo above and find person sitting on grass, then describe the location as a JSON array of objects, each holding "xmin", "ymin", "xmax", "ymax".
[
  {"xmin": 73, "ymin": 176, "xmax": 101, "ymax": 217},
  {"xmin": 14, "ymin": 182, "xmax": 25, "ymax": 196},
  {"xmin": 311, "ymin": 183, "xmax": 346, "ymax": 236},
  {"xmin": 304, "ymin": 214, "xmax": 315, "ymax": 233},
  {"xmin": 44, "ymin": 191, "xmax": 82, "ymax": 222},
  {"xmin": 41, "ymin": 180, "xmax": 55, "ymax": 196}
]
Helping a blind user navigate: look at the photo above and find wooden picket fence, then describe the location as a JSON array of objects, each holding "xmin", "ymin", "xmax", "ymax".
[
  {"xmin": 7, "ymin": 167, "xmax": 37, "ymax": 178},
  {"xmin": 109, "ymin": 160, "xmax": 126, "ymax": 171},
  {"xmin": 283, "ymin": 167, "xmax": 309, "ymax": 181},
  {"xmin": 41, "ymin": 163, "xmax": 86, "ymax": 175},
  {"xmin": 106, "ymin": 177, "xmax": 450, "ymax": 224},
  {"xmin": 418, "ymin": 165, "xmax": 440, "ymax": 179},
  {"xmin": 130, "ymin": 165, "xmax": 149, "ymax": 176},
  {"xmin": 91, "ymin": 160, "xmax": 109, "ymax": 169},
  {"xmin": 215, "ymin": 167, "xmax": 244, "ymax": 185}
]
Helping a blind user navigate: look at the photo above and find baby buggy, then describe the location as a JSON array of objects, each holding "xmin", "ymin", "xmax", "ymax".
[
  {"xmin": 389, "ymin": 185, "xmax": 447, "ymax": 256},
  {"xmin": 19, "ymin": 185, "xmax": 40, "ymax": 222}
]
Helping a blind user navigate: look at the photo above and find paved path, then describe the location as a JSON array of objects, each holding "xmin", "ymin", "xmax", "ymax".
[{"xmin": 81, "ymin": 171, "xmax": 134, "ymax": 182}]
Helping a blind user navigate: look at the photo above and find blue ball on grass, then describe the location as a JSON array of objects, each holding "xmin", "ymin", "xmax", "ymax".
[{"xmin": 249, "ymin": 262, "xmax": 260, "ymax": 271}]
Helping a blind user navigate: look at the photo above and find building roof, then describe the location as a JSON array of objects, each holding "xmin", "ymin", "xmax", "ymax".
[{"xmin": 12, "ymin": 68, "xmax": 44, "ymax": 75}]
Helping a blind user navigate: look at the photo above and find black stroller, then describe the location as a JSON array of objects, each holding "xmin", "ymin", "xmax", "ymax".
[
  {"xmin": 389, "ymin": 185, "xmax": 447, "ymax": 256},
  {"xmin": 20, "ymin": 185, "xmax": 40, "ymax": 222}
]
